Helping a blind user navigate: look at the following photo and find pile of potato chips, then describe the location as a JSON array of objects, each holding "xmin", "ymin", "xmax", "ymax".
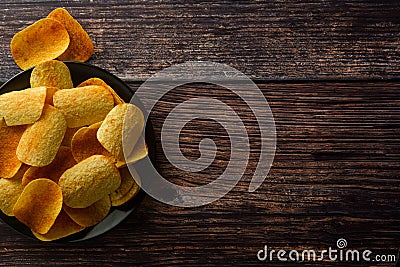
[{"xmin": 0, "ymin": 9, "xmax": 148, "ymax": 241}]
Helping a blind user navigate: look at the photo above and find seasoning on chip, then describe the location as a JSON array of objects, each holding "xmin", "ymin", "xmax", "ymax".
[
  {"xmin": 97, "ymin": 104, "xmax": 144, "ymax": 162},
  {"xmin": 110, "ymin": 167, "xmax": 140, "ymax": 206},
  {"xmin": 10, "ymin": 18, "xmax": 70, "ymax": 70},
  {"xmin": 0, "ymin": 87, "xmax": 46, "ymax": 126},
  {"xmin": 16, "ymin": 105, "xmax": 67, "ymax": 167},
  {"xmin": 78, "ymin": 78, "xmax": 124, "ymax": 105},
  {"xmin": 63, "ymin": 196, "xmax": 111, "ymax": 227},
  {"xmin": 59, "ymin": 155, "xmax": 121, "ymax": 208},
  {"xmin": 48, "ymin": 8, "xmax": 94, "ymax": 62},
  {"xmin": 30, "ymin": 60, "xmax": 73, "ymax": 89},
  {"xmin": 22, "ymin": 146, "xmax": 76, "ymax": 187},
  {"xmin": 0, "ymin": 124, "xmax": 25, "ymax": 178},
  {"xmin": 53, "ymin": 85, "xmax": 114, "ymax": 128},
  {"xmin": 0, "ymin": 165, "xmax": 29, "ymax": 216},
  {"xmin": 32, "ymin": 210, "xmax": 84, "ymax": 241},
  {"xmin": 13, "ymin": 178, "xmax": 63, "ymax": 234}
]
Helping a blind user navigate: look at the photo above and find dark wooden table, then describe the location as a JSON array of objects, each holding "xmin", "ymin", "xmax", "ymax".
[{"xmin": 0, "ymin": 1, "xmax": 399, "ymax": 266}]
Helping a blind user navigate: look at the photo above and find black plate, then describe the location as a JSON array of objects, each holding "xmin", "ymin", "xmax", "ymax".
[{"xmin": 0, "ymin": 62, "xmax": 155, "ymax": 242}]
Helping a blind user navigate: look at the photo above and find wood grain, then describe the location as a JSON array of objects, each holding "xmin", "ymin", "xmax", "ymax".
[
  {"xmin": 0, "ymin": 82, "xmax": 398, "ymax": 266},
  {"xmin": 0, "ymin": 0, "xmax": 399, "ymax": 81}
]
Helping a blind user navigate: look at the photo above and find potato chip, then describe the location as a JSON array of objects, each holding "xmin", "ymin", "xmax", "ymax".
[
  {"xmin": 0, "ymin": 165, "xmax": 29, "ymax": 216},
  {"xmin": 59, "ymin": 155, "xmax": 121, "ymax": 208},
  {"xmin": 16, "ymin": 105, "xmax": 67, "ymax": 167},
  {"xmin": 53, "ymin": 85, "xmax": 114, "ymax": 128},
  {"xmin": 45, "ymin": 87, "xmax": 59, "ymax": 105},
  {"xmin": 0, "ymin": 124, "xmax": 25, "ymax": 178},
  {"xmin": 48, "ymin": 8, "xmax": 94, "ymax": 62},
  {"xmin": 22, "ymin": 146, "xmax": 76, "ymax": 187},
  {"xmin": 110, "ymin": 167, "xmax": 140, "ymax": 206},
  {"xmin": 10, "ymin": 18, "xmax": 70, "ymax": 70},
  {"xmin": 97, "ymin": 104, "xmax": 144, "ymax": 162},
  {"xmin": 32, "ymin": 210, "xmax": 84, "ymax": 241},
  {"xmin": 13, "ymin": 178, "xmax": 63, "ymax": 234},
  {"xmin": 0, "ymin": 118, "xmax": 5, "ymax": 128},
  {"xmin": 63, "ymin": 196, "xmax": 111, "ymax": 227},
  {"xmin": 117, "ymin": 135, "xmax": 148, "ymax": 168},
  {"xmin": 78, "ymin": 78, "xmax": 124, "ymax": 105},
  {"xmin": 30, "ymin": 60, "xmax": 73, "ymax": 89},
  {"xmin": 71, "ymin": 122, "xmax": 114, "ymax": 163},
  {"xmin": 61, "ymin": 127, "xmax": 80, "ymax": 147},
  {"xmin": 0, "ymin": 87, "xmax": 46, "ymax": 126},
  {"xmin": 111, "ymin": 176, "xmax": 141, "ymax": 207}
]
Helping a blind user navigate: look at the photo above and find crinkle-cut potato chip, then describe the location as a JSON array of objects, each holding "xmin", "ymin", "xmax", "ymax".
[
  {"xmin": 59, "ymin": 155, "xmax": 121, "ymax": 208},
  {"xmin": 10, "ymin": 18, "xmax": 70, "ymax": 70},
  {"xmin": 53, "ymin": 85, "xmax": 114, "ymax": 128},
  {"xmin": 32, "ymin": 210, "xmax": 84, "ymax": 241},
  {"xmin": 110, "ymin": 167, "xmax": 140, "ymax": 206},
  {"xmin": 63, "ymin": 196, "xmax": 111, "ymax": 227},
  {"xmin": 78, "ymin": 78, "xmax": 124, "ymax": 105},
  {"xmin": 30, "ymin": 60, "xmax": 73, "ymax": 89},
  {"xmin": 0, "ymin": 165, "xmax": 29, "ymax": 216},
  {"xmin": 71, "ymin": 121, "xmax": 114, "ymax": 163},
  {"xmin": 45, "ymin": 87, "xmax": 59, "ymax": 105},
  {"xmin": 0, "ymin": 124, "xmax": 25, "ymax": 178},
  {"xmin": 16, "ymin": 105, "xmax": 67, "ymax": 167},
  {"xmin": 22, "ymin": 146, "xmax": 76, "ymax": 187},
  {"xmin": 48, "ymin": 8, "xmax": 94, "ymax": 62},
  {"xmin": 117, "ymin": 135, "xmax": 148, "ymax": 168},
  {"xmin": 13, "ymin": 178, "xmax": 63, "ymax": 235},
  {"xmin": 97, "ymin": 104, "xmax": 144, "ymax": 162},
  {"xmin": 61, "ymin": 127, "xmax": 80, "ymax": 147},
  {"xmin": 0, "ymin": 87, "xmax": 46, "ymax": 126}
]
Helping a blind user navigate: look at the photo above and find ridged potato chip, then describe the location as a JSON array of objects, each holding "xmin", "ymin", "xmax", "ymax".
[
  {"xmin": 97, "ymin": 104, "xmax": 144, "ymax": 162},
  {"xmin": 71, "ymin": 121, "xmax": 114, "ymax": 163},
  {"xmin": 53, "ymin": 85, "xmax": 114, "ymax": 128},
  {"xmin": 59, "ymin": 155, "xmax": 121, "ymax": 208},
  {"xmin": 78, "ymin": 78, "xmax": 124, "ymax": 105},
  {"xmin": 32, "ymin": 210, "xmax": 84, "ymax": 241},
  {"xmin": 0, "ymin": 124, "xmax": 25, "ymax": 178},
  {"xmin": 13, "ymin": 178, "xmax": 63, "ymax": 234},
  {"xmin": 22, "ymin": 146, "xmax": 76, "ymax": 187},
  {"xmin": 0, "ymin": 165, "xmax": 29, "ymax": 216},
  {"xmin": 16, "ymin": 105, "xmax": 67, "ymax": 167},
  {"xmin": 30, "ymin": 60, "xmax": 73, "ymax": 89},
  {"xmin": 48, "ymin": 8, "xmax": 94, "ymax": 62},
  {"xmin": 11, "ymin": 18, "xmax": 70, "ymax": 70},
  {"xmin": 0, "ymin": 87, "xmax": 46, "ymax": 126},
  {"xmin": 63, "ymin": 196, "xmax": 111, "ymax": 227},
  {"xmin": 110, "ymin": 167, "xmax": 140, "ymax": 206}
]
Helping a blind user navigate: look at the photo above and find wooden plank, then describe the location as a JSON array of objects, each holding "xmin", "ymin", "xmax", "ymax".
[
  {"xmin": 0, "ymin": 0, "xmax": 399, "ymax": 81},
  {"xmin": 0, "ymin": 82, "xmax": 398, "ymax": 266}
]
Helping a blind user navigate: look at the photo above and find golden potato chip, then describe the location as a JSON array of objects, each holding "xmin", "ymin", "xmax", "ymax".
[
  {"xmin": 63, "ymin": 196, "xmax": 111, "ymax": 227},
  {"xmin": 97, "ymin": 104, "xmax": 144, "ymax": 162},
  {"xmin": 45, "ymin": 87, "xmax": 59, "ymax": 105},
  {"xmin": 0, "ymin": 124, "xmax": 25, "ymax": 178},
  {"xmin": 0, "ymin": 165, "xmax": 29, "ymax": 216},
  {"xmin": 111, "ymin": 174, "xmax": 141, "ymax": 207},
  {"xmin": 59, "ymin": 155, "xmax": 121, "ymax": 208},
  {"xmin": 32, "ymin": 210, "xmax": 84, "ymax": 241},
  {"xmin": 11, "ymin": 18, "xmax": 70, "ymax": 70},
  {"xmin": 71, "ymin": 122, "xmax": 114, "ymax": 163},
  {"xmin": 13, "ymin": 178, "xmax": 63, "ymax": 234},
  {"xmin": 16, "ymin": 105, "xmax": 67, "ymax": 167},
  {"xmin": 53, "ymin": 85, "xmax": 114, "ymax": 128},
  {"xmin": 78, "ymin": 78, "xmax": 124, "ymax": 105},
  {"xmin": 22, "ymin": 146, "xmax": 76, "ymax": 187},
  {"xmin": 110, "ymin": 167, "xmax": 140, "ymax": 206},
  {"xmin": 116, "ymin": 136, "xmax": 148, "ymax": 168},
  {"xmin": 30, "ymin": 60, "xmax": 73, "ymax": 89},
  {"xmin": 48, "ymin": 8, "xmax": 94, "ymax": 62},
  {"xmin": 0, "ymin": 87, "xmax": 46, "ymax": 126},
  {"xmin": 61, "ymin": 127, "xmax": 80, "ymax": 147}
]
